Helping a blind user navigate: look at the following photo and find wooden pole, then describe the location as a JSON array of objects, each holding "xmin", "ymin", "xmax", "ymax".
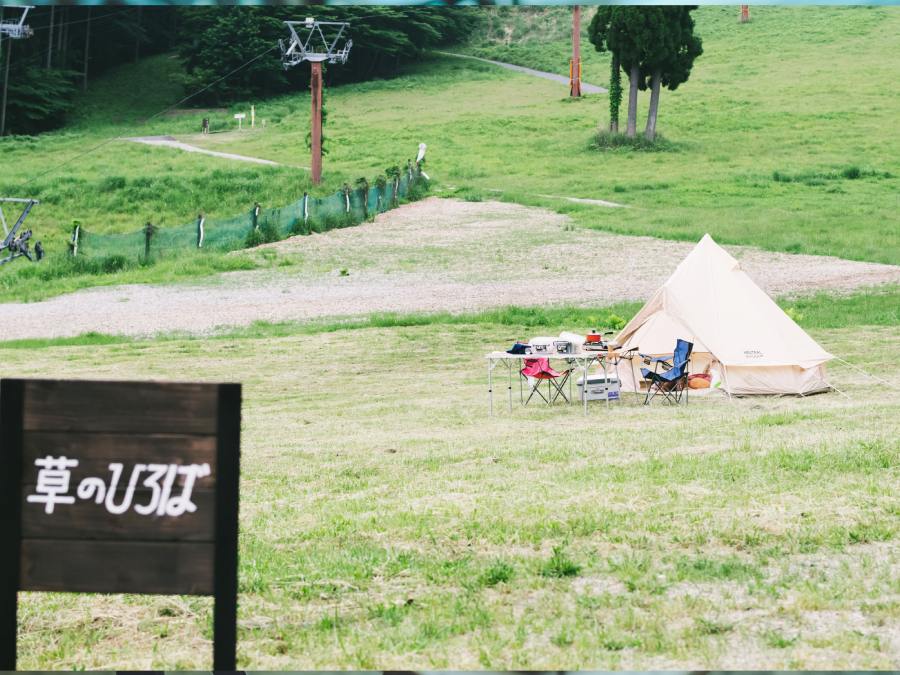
[
  {"xmin": 740, "ymin": 5, "xmax": 750, "ymax": 22},
  {"xmin": 310, "ymin": 61, "xmax": 323, "ymax": 185},
  {"xmin": 570, "ymin": 5, "xmax": 582, "ymax": 98}
]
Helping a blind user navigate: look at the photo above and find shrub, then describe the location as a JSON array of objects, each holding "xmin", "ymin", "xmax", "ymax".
[
  {"xmin": 289, "ymin": 217, "xmax": 310, "ymax": 236},
  {"xmin": 245, "ymin": 228, "xmax": 266, "ymax": 248},
  {"xmin": 98, "ymin": 176, "xmax": 127, "ymax": 192},
  {"xmin": 245, "ymin": 219, "xmax": 279, "ymax": 248}
]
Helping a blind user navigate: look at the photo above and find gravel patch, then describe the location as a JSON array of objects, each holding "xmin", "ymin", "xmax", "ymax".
[{"xmin": 2, "ymin": 198, "xmax": 898, "ymax": 340}]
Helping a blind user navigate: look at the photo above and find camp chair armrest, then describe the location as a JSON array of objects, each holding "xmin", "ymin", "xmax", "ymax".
[{"xmin": 640, "ymin": 353, "xmax": 674, "ymax": 363}]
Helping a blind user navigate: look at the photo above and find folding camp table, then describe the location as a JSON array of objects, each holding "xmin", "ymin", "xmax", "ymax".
[{"xmin": 485, "ymin": 351, "xmax": 615, "ymax": 415}]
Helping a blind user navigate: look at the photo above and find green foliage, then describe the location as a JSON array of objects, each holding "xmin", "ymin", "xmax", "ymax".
[
  {"xmin": 175, "ymin": 7, "xmax": 477, "ymax": 104},
  {"xmin": 480, "ymin": 560, "xmax": 514, "ymax": 587},
  {"xmin": 590, "ymin": 130, "xmax": 675, "ymax": 152},
  {"xmin": 539, "ymin": 546, "xmax": 581, "ymax": 578},
  {"xmin": 772, "ymin": 166, "xmax": 890, "ymax": 184},
  {"xmin": 245, "ymin": 217, "xmax": 279, "ymax": 247},
  {"xmin": 608, "ymin": 56, "xmax": 622, "ymax": 130},
  {"xmin": 588, "ymin": 6, "xmax": 702, "ymax": 137},
  {"xmin": 4, "ymin": 65, "xmax": 78, "ymax": 135},
  {"xmin": 175, "ymin": 9, "xmax": 293, "ymax": 105}
]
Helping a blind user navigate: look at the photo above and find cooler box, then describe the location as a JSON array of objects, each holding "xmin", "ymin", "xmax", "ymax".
[{"xmin": 577, "ymin": 374, "xmax": 620, "ymax": 401}]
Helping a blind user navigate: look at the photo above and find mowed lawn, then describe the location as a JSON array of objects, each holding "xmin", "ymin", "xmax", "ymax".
[{"xmin": 8, "ymin": 320, "xmax": 899, "ymax": 669}]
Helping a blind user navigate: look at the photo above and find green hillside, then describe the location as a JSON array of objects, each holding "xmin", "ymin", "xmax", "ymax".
[{"xmin": 1, "ymin": 6, "xmax": 897, "ymax": 295}]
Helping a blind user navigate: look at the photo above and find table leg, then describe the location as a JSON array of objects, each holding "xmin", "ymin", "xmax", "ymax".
[
  {"xmin": 583, "ymin": 359, "xmax": 589, "ymax": 416},
  {"xmin": 488, "ymin": 359, "xmax": 493, "ymax": 416},
  {"xmin": 604, "ymin": 358, "xmax": 609, "ymax": 409}
]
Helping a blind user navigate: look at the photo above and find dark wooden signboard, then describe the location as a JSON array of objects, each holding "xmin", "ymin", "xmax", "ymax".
[{"xmin": 0, "ymin": 379, "xmax": 241, "ymax": 670}]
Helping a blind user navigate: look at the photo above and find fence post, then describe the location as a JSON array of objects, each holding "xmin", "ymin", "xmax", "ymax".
[
  {"xmin": 70, "ymin": 222, "xmax": 80, "ymax": 257},
  {"xmin": 143, "ymin": 221, "xmax": 156, "ymax": 259},
  {"xmin": 196, "ymin": 213, "xmax": 205, "ymax": 248},
  {"xmin": 251, "ymin": 202, "xmax": 260, "ymax": 231},
  {"xmin": 303, "ymin": 192, "xmax": 309, "ymax": 224}
]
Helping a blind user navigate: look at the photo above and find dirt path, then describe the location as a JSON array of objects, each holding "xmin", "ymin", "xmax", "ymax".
[
  {"xmin": 1, "ymin": 198, "xmax": 897, "ymax": 340},
  {"xmin": 126, "ymin": 135, "xmax": 282, "ymax": 166},
  {"xmin": 437, "ymin": 51, "xmax": 607, "ymax": 94}
]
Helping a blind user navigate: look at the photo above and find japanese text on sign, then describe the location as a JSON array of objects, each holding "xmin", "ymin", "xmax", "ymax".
[{"xmin": 26, "ymin": 455, "xmax": 211, "ymax": 516}]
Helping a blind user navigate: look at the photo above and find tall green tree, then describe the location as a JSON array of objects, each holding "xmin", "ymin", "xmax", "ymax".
[
  {"xmin": 640, "ymin": 7, "xmax": 703, "ymax": 140},
  {"xmin": 587, "ymin": 8, "xmax": 621, "ymax": 133},
  {"xmin": 588, "ymin": 6, "xmax": 702, "ymax": 140}
]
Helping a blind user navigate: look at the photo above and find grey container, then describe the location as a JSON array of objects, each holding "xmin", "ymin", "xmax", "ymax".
[{"xmin": 576, "ymin": 375, "xmax": 620, "ymax": 401}]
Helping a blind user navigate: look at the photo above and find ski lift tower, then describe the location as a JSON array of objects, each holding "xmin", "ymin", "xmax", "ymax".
[
  {"xmin": 280, "ymin": 18, "xmax": 352, "ymax": 185},
  {"xmin": 0, "ymin": 5, "xmax": 34, "ymax": 40}
]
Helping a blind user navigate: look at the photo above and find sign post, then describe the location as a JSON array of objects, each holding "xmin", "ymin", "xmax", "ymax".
[{"xmin": 0, "ymin": 379, "xmax": 241, "ymax": 670}]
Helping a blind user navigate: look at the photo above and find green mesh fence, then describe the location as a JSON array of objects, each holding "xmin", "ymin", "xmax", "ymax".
[{"xmin": 73, "ymin": 169, "xmax": 420, "ymax": 260}]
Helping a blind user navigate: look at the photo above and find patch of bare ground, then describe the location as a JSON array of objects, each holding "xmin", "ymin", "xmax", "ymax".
[{"xmin": 0, "ymin": 197, "xmax": 898, "ymax": 340}]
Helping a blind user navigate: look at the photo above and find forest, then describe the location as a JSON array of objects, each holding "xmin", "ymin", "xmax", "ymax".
[{"xmin": 0, "ymin": 6, "xmax": 477, "ymax": 135}]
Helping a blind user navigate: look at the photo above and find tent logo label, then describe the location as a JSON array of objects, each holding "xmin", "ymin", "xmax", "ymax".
[{"xmin": 744, "ymin": 350, "xmax": 764, "ymax": 358}]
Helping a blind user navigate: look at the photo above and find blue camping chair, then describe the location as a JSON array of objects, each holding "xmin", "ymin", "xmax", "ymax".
[{"xmin": 640, "ymin": 339, "xmax": 693, "ymax": 405}]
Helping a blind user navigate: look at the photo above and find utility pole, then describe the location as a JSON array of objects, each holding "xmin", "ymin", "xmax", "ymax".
[
  {"xmin": 570, "ymin": 5, "xmax": 582, "ymax": 98},
  {"xmin": 309, "ymin": 61, "xmax": 322, "ymax": 182},
  {"xmin": 280, "ymin": 18, "xmax": 352, "ymax": 186}
]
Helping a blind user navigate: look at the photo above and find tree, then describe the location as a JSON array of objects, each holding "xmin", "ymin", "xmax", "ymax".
[
  {"xmin": 588, "ymin": 7, "xmax": 645, "ymax": 137},
  {"xmin": 588, "ymin": 6, "xmax": 702, "ymax": 140},
  {"xmin": 175, "ymin": 7, "xmax": 478, "ymax": 104},
  {"xmin": 587, "ymin": 8, "xmax": 620, "ymax": 132},
  {"xmin": 640, "ymin": 7, "xmax": 703, "ymax": 140}
]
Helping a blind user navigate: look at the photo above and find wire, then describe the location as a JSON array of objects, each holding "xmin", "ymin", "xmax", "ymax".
[
  {"xmin": 16, "ymin": 43, "xmax": 278, "ymax": 188},
  {"xmin": 2, "ymin": 10, "xmax": 138, "ymax": 71},
  {"xmin": 27, "ymin": 7, "xmax": 133, "ymax": 33}
]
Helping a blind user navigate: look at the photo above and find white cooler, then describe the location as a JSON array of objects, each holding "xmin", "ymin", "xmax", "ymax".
[{"xmin": 577, "ymin": 374, "xmax": 620, "ymax": 402}]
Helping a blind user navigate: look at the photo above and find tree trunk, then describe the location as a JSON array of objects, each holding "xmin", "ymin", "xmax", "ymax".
[
  {"xmin": 46, "ymin": 6, "xmax": 55, "ymax": 69},
  {"xmin": 626, "ymin": 63, "xmax": 639, "ymax": 138},
  {"xmin": 609, "ymin": 54, "xmax": 621, "ymax": 133},
  {"xmin": 58, "ymin": 7, "xmax": 65, "ymax": 68},
  {"xmin": 82, "ymin": 8, "xmax": 92, "ymax": 93},
  {"xmin": 644, "ymin": 70, "xmax": 661, "ymax": 140},
  {"xmin": 134, "ymin": 6, "xmax": 142, "ymax": 63},
  {"xmin": 1, "ymin": 38, "xmax": 11, "ymax": 137}
]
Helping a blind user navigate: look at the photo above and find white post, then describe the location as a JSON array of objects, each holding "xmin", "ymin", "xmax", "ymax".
[{"xmin": 251, "ymin": 105, "xmax": 255, "ymax": 128}]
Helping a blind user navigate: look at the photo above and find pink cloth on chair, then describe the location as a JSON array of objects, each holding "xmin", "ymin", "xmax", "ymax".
[{"xmin": 521, "ymin": 358, "xmax": 563, "ymax": 379}]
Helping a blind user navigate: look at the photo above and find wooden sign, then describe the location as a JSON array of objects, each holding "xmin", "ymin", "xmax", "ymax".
[{"xmin": 0, "ymin": 379, "xmax": 241, "ymax": 670}]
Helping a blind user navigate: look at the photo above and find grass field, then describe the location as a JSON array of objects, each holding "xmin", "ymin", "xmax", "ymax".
[
  {"xmin": 7, "ymin": 308, "xmax": 899, "ymax": 669},
  {"xmin": 1, "ymin": 5, "xmax": 898, "ymax": 301},
  {"xmin": 3, "ymin": 7, "xmax": 899, "ymax": 668}
]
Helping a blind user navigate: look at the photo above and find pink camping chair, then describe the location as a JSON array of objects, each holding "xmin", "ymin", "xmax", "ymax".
[{"xmin": 520, "ymin": 357, "xmax": 572, "ymax": 406}]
